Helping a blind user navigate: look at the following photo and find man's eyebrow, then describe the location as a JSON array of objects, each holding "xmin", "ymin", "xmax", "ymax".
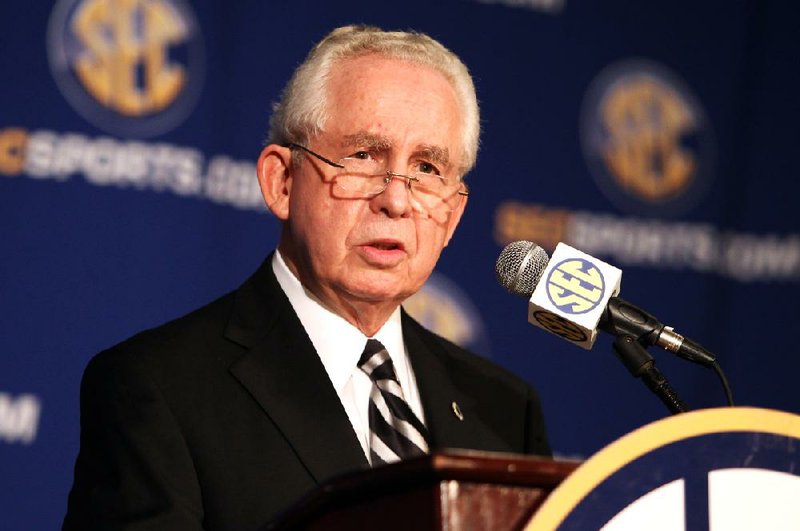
[
  {"xmin": 416, "ymin": 144, "xmax": 450, "ymax": 166},
  {"xmin": 340, "ymin": 134, "xmax": 450, "ymax": 166},
  {"xmin": 341, "ymin": 132, "xmax": 392, "ymax": 151}
]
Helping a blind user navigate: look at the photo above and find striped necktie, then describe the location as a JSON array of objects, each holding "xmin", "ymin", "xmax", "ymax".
[{"xmin": 358, "ymin": 339, "xmax": 430, "ymax": 465}]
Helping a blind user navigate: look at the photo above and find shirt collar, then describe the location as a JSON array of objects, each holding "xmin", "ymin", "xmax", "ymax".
[{"xmin": 271, "ymin": 250, "xmax": 405, "ymax": 392}]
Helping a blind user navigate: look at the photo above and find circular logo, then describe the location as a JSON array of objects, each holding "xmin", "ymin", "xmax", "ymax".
[
  {"xmin": 404, "ymin": 271, "xmax": 490, "ymax": 356},
  {"xmin": 581, "ymin": 59, "xmax": 715, "ymax": 217},
  {"xmin": 545, "ymin": 258, "xmax": 605, "ymax": 315},
  {"xmin": 533, "ymin": 311, "xmax": 588, "ymax": 342},
  {"xmin": 527, "ymin": 408, "xmax": 800, "ymax": 530},
  {"xmin": 47, "ymin": 0, "xmax": 205, "ymax": 137}
]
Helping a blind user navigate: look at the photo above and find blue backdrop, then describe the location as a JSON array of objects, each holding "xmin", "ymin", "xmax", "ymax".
[{"xmin": 2, "ymin": 1, "xmax": 799, "ymax": 528}]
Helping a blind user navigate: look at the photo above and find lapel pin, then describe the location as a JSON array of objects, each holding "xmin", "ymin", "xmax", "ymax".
[{"xmin": 451, "ymin": 401, "xmax": 464, "ymax": 421}]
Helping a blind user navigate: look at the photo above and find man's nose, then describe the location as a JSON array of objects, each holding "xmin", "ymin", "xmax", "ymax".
[{"xmin": 370, "ymin": 172, "xmax": 415, "ymax": 218}]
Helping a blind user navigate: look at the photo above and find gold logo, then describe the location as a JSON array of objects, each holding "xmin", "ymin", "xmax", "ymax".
[
  {"xmin": 0, "ymin": 128, "xmax": 27, "ymax": 175},
  {"xmin": 404, "ymin": 272, "xmax": 486, "ymax": 351},
  {"xmin": 48, "ymin": 0, "xmax": 203, "ymax": 136},
  {"xmin": 601, "ymin": 75, "xmax": 695, "ymax": 201},
  {"xmin": 581, "ymin": 60, "xmax": 714, "ymax": 216},
  {"xmin": 71, "ymin": 0, "xmax": 187, "ymax": 116}
]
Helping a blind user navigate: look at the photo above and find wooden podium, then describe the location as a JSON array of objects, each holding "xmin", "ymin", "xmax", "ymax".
[{"xmin": 266, "ymin": 451, "xmax": 579, "ymax": 530}]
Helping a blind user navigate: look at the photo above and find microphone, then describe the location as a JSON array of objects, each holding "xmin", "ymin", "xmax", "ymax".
[{"xmin": 495, "ymin": 240, "xmax": 716, "ymax": 367}]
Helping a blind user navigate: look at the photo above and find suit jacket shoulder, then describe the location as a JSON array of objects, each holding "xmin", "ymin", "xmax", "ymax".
[{"xmin": 66, "ymin": 258, "xmax": 368, "ymax": 531}]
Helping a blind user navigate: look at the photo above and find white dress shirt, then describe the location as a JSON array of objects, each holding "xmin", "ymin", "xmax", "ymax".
[{"xmin": 271, "ymin": 251, "xmax": 426, "ymax": 461}]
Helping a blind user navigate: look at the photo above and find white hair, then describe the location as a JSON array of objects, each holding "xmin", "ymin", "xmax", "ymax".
[{"xmin": 267, "ymin": 25, "xmax": 480, "ymax": 175}]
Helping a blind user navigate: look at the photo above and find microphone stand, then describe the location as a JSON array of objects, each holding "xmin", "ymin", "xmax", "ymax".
[
  {"xmin": 613, "ymin": 335, "xmax": 689, "ymax": 415},
  {"xmin": 601, "ymin": 299, "xmax": 689, "ymax": 414},
  {"xmin": 601, "ymin": 298, "xmax": 733, "ymax": 409}
]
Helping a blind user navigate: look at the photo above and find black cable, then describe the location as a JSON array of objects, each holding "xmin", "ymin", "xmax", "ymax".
[{"xmin": 712, "ymin": 361, "xmax": 735, "ymax": 406}]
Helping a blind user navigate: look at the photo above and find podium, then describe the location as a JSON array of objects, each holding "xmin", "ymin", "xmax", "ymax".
[
  {"xmin": 266, "ymin": 451, "xmax": 579, "ymax": 530},
  {"xmin": 266, "ymin": 408, "xmax": 800, "ymax": 530}
]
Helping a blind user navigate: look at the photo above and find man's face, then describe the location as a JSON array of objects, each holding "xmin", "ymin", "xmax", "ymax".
[{"xmin": 276, "ymin": 54, "xmax": 467, "ymax": 322}]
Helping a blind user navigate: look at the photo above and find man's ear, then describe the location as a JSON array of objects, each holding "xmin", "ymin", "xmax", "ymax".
[
  {"xmin": 257, "ymin": 144, "xmax": 293, "ymax": 220},
  {"xmin": 443, "ymin": 195, "xmax": 467, "ymax": 247}
]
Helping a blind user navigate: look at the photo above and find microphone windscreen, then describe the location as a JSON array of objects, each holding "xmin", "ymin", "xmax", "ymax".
[{"xmin": 495, "ymin": 241, "xmax": 550, "ymax": 298}]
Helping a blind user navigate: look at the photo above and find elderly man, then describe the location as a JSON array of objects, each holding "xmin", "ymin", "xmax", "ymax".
[{"xmin": 64, "ymin": 25, "xmax": 549, "ymax": 530}]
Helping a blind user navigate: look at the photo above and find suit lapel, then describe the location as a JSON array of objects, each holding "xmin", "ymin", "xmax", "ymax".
[
  {"xmin": 225, "ymin": 258, "xmax": 369, "ymax": 484},
  {"xmin": 221, "ymin": 257, "xmax": 507, "ymax": 479},
  {"xmin": 402, "ymin": 312, "xmax": 510, "ymax": 453}
]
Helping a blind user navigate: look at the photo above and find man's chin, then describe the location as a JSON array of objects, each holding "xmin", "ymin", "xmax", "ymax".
[
  {"xmin": 330, "ymin": 267, "xmax": 431, "ymax": 309},
  {"xmin": 345, "ymin": 286, "xmax": 409, "ymax": 304},
  {"xmin": 340, "ymin": 277, "xmax": 416, "ymax": 306}
]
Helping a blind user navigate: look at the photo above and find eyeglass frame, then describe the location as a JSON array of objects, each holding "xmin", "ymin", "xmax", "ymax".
[{"xmin": 284, "ymin": 142, "xmax": 470, "ymax": 199}]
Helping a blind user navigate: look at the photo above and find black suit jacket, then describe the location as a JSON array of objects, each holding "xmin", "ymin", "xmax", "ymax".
[{"xmin": 64, "ymin": 257, "xmax": 549, "ymax": 530}]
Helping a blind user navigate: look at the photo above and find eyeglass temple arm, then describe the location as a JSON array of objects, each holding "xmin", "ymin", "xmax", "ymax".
[{"xmin": 284, "ymin": 143, "xmax": 345, "ymax": 169}]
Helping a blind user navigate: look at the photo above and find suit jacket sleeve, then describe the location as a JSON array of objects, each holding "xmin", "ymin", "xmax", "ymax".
[{"xmin": 63, "ymin": 348, "xmax": 204, "ymax": 530}]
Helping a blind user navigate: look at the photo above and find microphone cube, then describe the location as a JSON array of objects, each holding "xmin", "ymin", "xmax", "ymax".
[{"xmin": 528, "ymin": 243, "xmax": 621, "ymax": 350}]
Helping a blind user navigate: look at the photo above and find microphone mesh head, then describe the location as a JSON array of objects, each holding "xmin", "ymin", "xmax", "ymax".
[{"xmin": 495, "ymin": 241, "xmax": 550, "ymax": 298}]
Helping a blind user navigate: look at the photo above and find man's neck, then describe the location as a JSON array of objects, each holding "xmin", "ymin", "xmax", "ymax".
[{"xmin": 275, "ymin": 246, "xmax": 399, "ymax": 337}]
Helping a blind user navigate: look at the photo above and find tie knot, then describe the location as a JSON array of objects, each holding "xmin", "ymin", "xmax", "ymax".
[{"xmin": 358, "ymin": 339, "xmax": 395, "ymax": 382}]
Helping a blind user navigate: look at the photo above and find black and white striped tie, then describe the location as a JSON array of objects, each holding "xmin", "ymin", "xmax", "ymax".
[{"xmin": 358, "ymin": 339, "xmax": 430, "ymax": 465}]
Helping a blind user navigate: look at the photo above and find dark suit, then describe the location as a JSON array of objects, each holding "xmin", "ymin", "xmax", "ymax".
[{"xmin": 64, "ymin": 256, "xmax": 549, "ymax": 530}]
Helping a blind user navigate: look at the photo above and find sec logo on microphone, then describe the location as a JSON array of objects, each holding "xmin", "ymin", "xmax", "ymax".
[
  {"xmin": 532, "ymin": 311, "xmax": 588, "ymax": 342},
  {"xmin": 545, "ymin": 258, "xmax": 606, "ymax": 314}
]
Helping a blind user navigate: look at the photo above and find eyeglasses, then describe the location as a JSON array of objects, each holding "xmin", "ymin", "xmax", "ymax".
[{"xmin": 286, "ymin": 143, "xmax": 469, "ymax": 218}]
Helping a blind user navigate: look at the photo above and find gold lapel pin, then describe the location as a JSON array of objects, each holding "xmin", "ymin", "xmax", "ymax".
[{"xmin": 451, "ymin": 401, "xmax": 464, "ymax": 421}]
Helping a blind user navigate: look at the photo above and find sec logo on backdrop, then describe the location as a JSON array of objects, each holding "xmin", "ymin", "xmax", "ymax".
[
  {"xmin": 404, "ymin": 271, "xmax": 490, "ymax": 357},
  {"xmin": 580, "ymin": 59, "xmax": 715, "ymax": 217},
  {"xmin": 47, "ymin": 0, "xmax": 205, "ymax": 137}
]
